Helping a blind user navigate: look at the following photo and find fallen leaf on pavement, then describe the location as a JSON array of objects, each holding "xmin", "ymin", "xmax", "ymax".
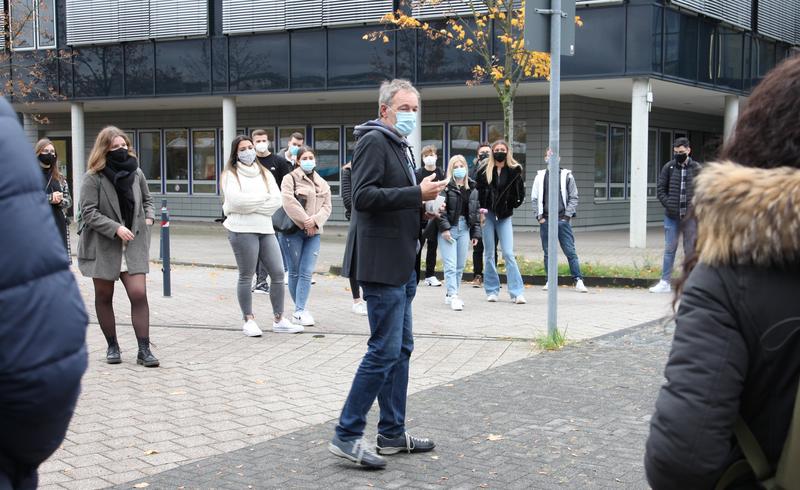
[
  {"xmin": 170, "ymin": 391, "xmax": 186, "ymax": 396},
  {"xmin": 255, "ymin": 379, "xmax": 265, "ymax": 384},
  {"xmin": 430, "ymin": 455, "xmax": 439, "ymax": 460},
  {"xmin": 144, "ymin": 450, "xmax": 159, "ymax": 456},
  {"xmin": 486, "ymin": 434, "xmax": 504, "ymax": 441},
  {"xmin": 133, "ymin": 483, "xmax": 150, "ymax": 488}
]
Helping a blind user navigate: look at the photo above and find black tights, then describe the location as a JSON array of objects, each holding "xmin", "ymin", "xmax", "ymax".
[{"xmin": 93, "ymin": 273, "xmax": 150, "ymax": 341}]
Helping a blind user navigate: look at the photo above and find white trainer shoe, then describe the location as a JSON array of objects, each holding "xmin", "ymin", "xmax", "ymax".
[
  {"xmin": 513, "ymin": 295, "xmax": 527, "ymax": 304},
  {"xmin": 424, "ymin": 276, "xmax": 442, "ymax": 287},
  {"xmin": 351, "ymin": 301, "xmax": 368, "ymax": 316},
  {"xmin": 542, "ymin": 282, "xmax": 549, "ymax": 291},
  {"xmin": 649, "ymin": 280, "xmax": 671, "ymax": 294},
  {"xmin": 487, "ymin": 294, "xmax": 498, "ymax": 302},
  {"xmin": 242, "ymin": 319, "xmax": 263, "ymax": 337},
  {"xmin": 575, "ymin": 279, "xmax": 588, "ymax": 293},
  {"xmin": 292, "ymin": 310, "xmax": 315, "ymax": 326},
  {"xmin": 450, "ymin": 296, "xmax": 464, "ymax": 311},
  {"xmin": 273, "ymin": 317, "xmax": 303, "ymax": 334},
  {"xmin": 444, "ymin": 295, "xmax": 453, "ymax": 305}
]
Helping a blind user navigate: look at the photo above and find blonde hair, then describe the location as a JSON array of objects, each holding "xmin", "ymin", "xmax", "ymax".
[
  {"xmin": 485, "ymin": 139, "xmax": 519, "ymax": 184},
  {"xmin": 447, "ymin": 154, "xmax": 469, "ymax": 190},
  {"xmin": 35, "ymin": 138, "xmax": 64, "ymax": 182},
  {"xmin": 421, "ymin": 145, "xmax": 437, "ymax": 157},
  {"xmin": 87, "ymin": 126, "xmax": 136, "ymax": 174}
]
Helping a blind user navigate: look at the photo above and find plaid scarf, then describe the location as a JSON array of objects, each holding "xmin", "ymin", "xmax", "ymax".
[{"xmin": 679, "ymin": 165, "xmax": 688, "ymax": 219}]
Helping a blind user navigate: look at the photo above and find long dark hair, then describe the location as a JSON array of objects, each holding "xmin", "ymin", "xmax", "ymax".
[
  {"xmin": 224, "ymin": 135, "xmax": 268, "ymax": 189},
  {"xmin": 673, "ymin": 55, "xmax": 800, "ymax": 308}
]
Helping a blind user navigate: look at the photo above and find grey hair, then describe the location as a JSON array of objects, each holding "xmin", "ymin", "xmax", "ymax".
[{"xmin": 378, "ymin": 79, "xmax": 420, "ymax": 113}]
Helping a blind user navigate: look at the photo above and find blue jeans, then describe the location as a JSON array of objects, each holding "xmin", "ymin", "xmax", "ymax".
[
  {"xmin": 281, "ymin": 232, "xmax": 321, "ymax": 312},
  {"xmin": 438, "ymin": 216, "xmax": 470, "ymax": 298},
  {"xmin": 660, "ymin": 216, "xmax": 697, "ymax": 281},
  {"xmin": 336, "ymin": 272, "xmax": 416, "ymax": 441},
  {"xmin": 540, "ymin": 219, "xmax": 583, "ymax": 281},
  {"xmin": 481, "ymin": 211, "xmax": 524, "ymax": 298}
]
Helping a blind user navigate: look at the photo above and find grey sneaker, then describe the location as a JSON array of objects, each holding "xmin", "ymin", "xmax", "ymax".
[
  {"xmin": 376, "ymin": 433, "xmax": 436, "ymax": 455},
  {"xmin": 329, "ymin": 436, "xmax": 386, "ymax": 468}
]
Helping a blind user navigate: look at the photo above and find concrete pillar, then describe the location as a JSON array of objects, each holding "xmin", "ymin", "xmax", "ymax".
[
  {"xmin": 70, "ymin": 102, "xmax": 85, "ymax": 214},
  {"xmin": 629, "ymin": 78, "xmax": 650, "ymax": 249},
  {"xmin": 723, "ymin": 95, "xmax": 739, "ymax": 142},
  {"xmin": 408, "ymin": 105, "xmax": 422, "ymax": 168},
  {"xmin": 222, "ymin": 96, "xmax": 237, "ymax": 164}
]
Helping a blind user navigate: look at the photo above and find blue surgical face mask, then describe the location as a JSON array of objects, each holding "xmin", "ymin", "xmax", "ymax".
[
  {"xmin": 289, "ymin": 145, "xmax": 300, "ymax": 156},
  {"xmin": 453, "ymin": 167, "xmax": 467, "ymax": 180},
  {"xmin": 393, "ymin": 109, "xmax": 417, "ymax": 137},
  {"xmin": 300, "ymin": 159, "xmax": 316, "ymax": 173}
]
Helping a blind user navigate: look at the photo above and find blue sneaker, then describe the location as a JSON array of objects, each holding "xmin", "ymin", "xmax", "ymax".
[
  {"xmin": 376, "ymin": 433, "xmax": 436, "ymax": 455},
  {"xmin": 328, "ymin": 436, "xmax": 386, "ymax": 469}
]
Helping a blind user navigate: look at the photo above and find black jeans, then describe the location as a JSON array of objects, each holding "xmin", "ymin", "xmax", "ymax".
[{"xmin": 415, "ymin": 234, "xmax": 438, "ymax": 281}]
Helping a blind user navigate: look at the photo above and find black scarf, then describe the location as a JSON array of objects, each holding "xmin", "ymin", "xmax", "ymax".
[
  {"xmin": 102, "ymin": 154, "xmax": 139, "ymax": 229},
  {"xmin": 42, "ymin": 165, "xmax": 62, "ymax": 195}
]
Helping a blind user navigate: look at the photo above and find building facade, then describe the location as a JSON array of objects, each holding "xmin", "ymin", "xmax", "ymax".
[{"xmin": 5, "ymin": 0, "xmax": 799, "ymax": 240}]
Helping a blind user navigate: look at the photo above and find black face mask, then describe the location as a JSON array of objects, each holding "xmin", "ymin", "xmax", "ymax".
[
  {"xmin": 674, "ymin": 152, "xmax": 688, "ymax": 164},
  {"xmin": 493, "ymin": 151, "xmax": 507, "ymax": 163},
  {"xmin": 108, "ymin": 147, "xmax": 129, "ymax": 163},
  {"xmin": 478, "ymin": 152, "xmax": 490, "ymax": 161},
  {"xmin": 38, "ymin": 153, "xmax": 56, "ymax": 167}
]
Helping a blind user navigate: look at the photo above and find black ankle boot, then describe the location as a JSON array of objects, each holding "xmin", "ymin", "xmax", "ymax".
[
  {"xmin": 105, "ymin": 335, "xmax": 121, "ymax": 364},
  {"xmin": 136, "ymin": 337, "xmax": 160, "ymax": 367}
]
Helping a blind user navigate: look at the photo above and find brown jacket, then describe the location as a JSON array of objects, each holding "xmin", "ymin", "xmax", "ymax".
[{"xmin": 281, "ymin": 167, "xmax": 332, "ymax": 233}]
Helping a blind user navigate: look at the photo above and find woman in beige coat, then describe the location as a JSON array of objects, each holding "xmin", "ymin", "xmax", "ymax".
[
  {"xmin": 280, "ymin": 146, "xmax": 332, "ymax": 327},
  {"xmin": 78, "ymin": 126, "xmax": 158, "ymax": 367}
]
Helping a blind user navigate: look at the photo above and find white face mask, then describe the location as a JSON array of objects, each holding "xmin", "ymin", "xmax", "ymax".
[
  {"xmin": 254, "ymin": 142, "xmax": 269, "ymax": 154},
  {"xmin": 423, "ymin": 155, "xmax": 437, "ymax": 170},
  {"xmin": 238, "ymin": 149, "xmax": 257, "ymax": 165}
]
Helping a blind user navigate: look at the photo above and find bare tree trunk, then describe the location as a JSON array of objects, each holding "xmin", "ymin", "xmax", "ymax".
[{"xmin": 503, "ymin": 96, "xmax": 514, "ymax": 147}]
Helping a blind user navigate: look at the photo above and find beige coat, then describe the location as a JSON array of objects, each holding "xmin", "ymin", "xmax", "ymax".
[
  {"xmin": 77, "ymin": 169, "xmax": 155, "ymax": 280},
  {"xmin": 281, "ymin": 167, "xmax": 332, "ymax": 233}
]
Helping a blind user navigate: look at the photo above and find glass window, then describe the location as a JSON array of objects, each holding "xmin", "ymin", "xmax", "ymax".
[
  {"xmin": 328, "ymin": 27, "xmax": 394, "ymax": 88},
  {"xmin": 156, "ymin": 40, "xmax": 211, "ymax": 95},
  {"xmin": 487, "ymin": 121, "xmax": 527, "ymax": 168},
  {"xmin": 448, "ymin": 124, "xmax": 481, "ymax": 171},
  {"xmin": 290, "ymin": 30, "xmax": 325, "ymax": 89},
  {"xmin": 594, "ymin": 123, "xmax": 608, "ymax": 199},
  {"xmin": 313, "ymin": 127, "xmax": 341, "ymax": 194},
  {"xmin": 718, "ymin": 27, "xmax": 743, "ymax": 89},
  {"xmin": 73, "ymin": 46, "xmax": 124, "ymax": 97},
  {"xmin": 421, "ymin": 124, "xmax": 444, "ymax": 167},
  {"xmin": 626, "ymin": 5, "xmax": 655, "ymax": 74},
  {"xmin": 664, "ymin": 10, "xmax": 698, "ymax": 80},
  {"xmin": 138, "ymin": 131, "xmax": 162, "ymax": 194},
  {"xmin": 165, "ymin": 129, "xmax": 189, "ymax": 194},
  {"xmin": 396, "ymin": 29, "xmax": 415, "ymax": 81},
  {"xmin": 417, "ymin": 21, "xmax": 481, "ymax": 83},
  {"xmin": 279, "ymin": 127, "xmax": 306, "ymax": 152},
  {"xmin": 37, "ymin": 0, "xmax": 56, "ymax": 49},
  {"xmin": 757, "ymin": 38, "xmax": 776, "ymax": 78},
  {"xmin": 563, "ymin": 7, "xmax": 626, "ymax": 76},
  {"xmin": 192, "ymin": 130, "xmax": 217, "ymax": 194},
  {"xmin": 345, "ymin": 127, "xmax": 357, "ymax": 164},
  {"xmin": 125, "ymin": 43, "xmax": 155, "ymax": 96},
  {"xmin": 652, "ymin": 6, "xmax": 663, "ymax": 73},
  {"xmin": 609, "ymin": 126, "xmax": 627, "ymax": 199},
  {"xmin": 648, "ymin": 129, "xmax": 658, "ymax": 197},
  {"xmin": 212, "ymin": 37, "xmax": 229, "ymax": 93},
  {"xmin": 698, "ymin": 20, "xmax": 716, "ymax": 84},
  {"xmin": 229, "ymin": 34, "xmax": 289, "ymax": 91},
  {"xmin": 659, "ymin": 129, "xmax": 674, "ymax": 171},
  {"xmin": 10, "ymin": 0, "xmax": 36, "ymax": 50}
]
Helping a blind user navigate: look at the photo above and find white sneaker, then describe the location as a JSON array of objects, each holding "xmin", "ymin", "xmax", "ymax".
[
  {"xmin": 542, "ymin": 282, "xmax": 549, "ymax": 291},
  {"xmin": 649, "ymin": 280, "xmax": 671, "ymax": 294},
  {"xmin": 513, "ymin": 295, "xmax": 527, "ymax": 304},
  {"xmin": 311, "ymin": 278, "xmax": 317, "ymax": 285},
  {"xmin": 351, "ymin": 302, "xmax": 368, "ymax": 316},
  {"xmin": 487, "ymin": 294, "xmax": 498, "ymax": 302},
  {"xmin": 575, "ymin": 279, "xmax": 588, "ymax": 293},
  {"xmin": 273, "ymin": 317, "xmax": 304, "ymax": 333},
  {"xmin": 424, "ymin": 276, "xmax": 442, "ymax": 287},
  {"xmin": 450, "ymin": 296, "xmax": 464, "ymax": 311},
  {"xmin": 444, "ymin": 295, "xmax": 452, "ymax": 305},
  {"xmin": 292, "ymin": 310, "xmax": 315, "ymax": 326},
  {"xmin": 242, "ymin": 319, "xmax": 263, "ymax": 337}
]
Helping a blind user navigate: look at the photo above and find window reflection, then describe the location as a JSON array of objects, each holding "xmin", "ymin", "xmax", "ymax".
[
  {"xmin": 417, "ymin": 21, "xmax": 480, "ymax": 83},
  {"xmin": 313, "ymin": 127, "xmax": 341, "ymax": 193},
  {"xmin": 291, "ymin": 31, "xmax": 325, "ymax": 89},
  {"xmin": 192, "ymin": 130, "xmax": 217, "ymax": 194},
  {"xmin": 664, "ymin": 10, "xmax": 698, "ymax": 80},
  {"xmin": 594, "ymin": 123, "xmax": 608, "ymax": 199},
  {"xmin": 449, "ymin": 124, "xmax": 481, "ymax": 170},
  {"xmin": 328, "ymin": 28, "xmax": 394, "ymax": 87},
  {"xmin": 138, "ymin": 131, "xmax": 162, "ymax": 194},
  {"xmin": 125, "ymin": 43, "xmax": 155, "ymax": 96},
  {"xmin": 74, "ymin": 46, "xmax": 124, "ymax": 97},
  {"xmin": 165, "ymin": 129, "xmax": 189, "ymax": 193},
  {"xmin": 230, "ymin": 34, "xmax": 289, "ymax": 91},
  {"xmin": 421, "ymin": 125, "xmax": 444, "ymax": 167},
  {"xmin": 156, "ymin": 40, "xmax": 211, "ymax": 95}
]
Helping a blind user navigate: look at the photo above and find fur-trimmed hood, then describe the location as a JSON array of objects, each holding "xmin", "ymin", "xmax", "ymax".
[{"xmin": 694, "ymin": 161, "xmax": 800, "ymax": 267}]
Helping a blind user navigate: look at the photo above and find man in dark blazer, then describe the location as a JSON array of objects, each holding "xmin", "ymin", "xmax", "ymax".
[
  {"xmin": 0, "ymin": 97, "xmax": 88, "ymax": 489},
  {"xmin": 331, "ymin": 79, "xmax": 447, "ymax": 468}
]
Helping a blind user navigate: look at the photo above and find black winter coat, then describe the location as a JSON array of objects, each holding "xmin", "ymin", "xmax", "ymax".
[
  {"xmin": 342, "ymin": 120, "xmax": 422, "ymax": 287},
  {"xmin": 645, "ymin": 161, "xmax": 800, "ymax": 489},
  {"xmin": 341, "ymin": 166, "xmax": 353, "ymax": 221},
  {"xmin": 656, "ymin": 157, "xmax": 701, "ymax": 219},
  {"xmin": 435, "ymin": 179, "xmax": 481, "ymax": 240},
  {"xmin": 475, "ymin": 164, "xmax": 525, "ymax": 219},
  {"xmin": 0, "ymin": 98, "xmax": 88, "ymax": 489}
]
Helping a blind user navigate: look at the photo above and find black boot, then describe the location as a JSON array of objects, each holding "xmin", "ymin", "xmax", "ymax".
[
  {"xmin": 136, "ymin": 337, "xmax": 160, "ymax": 367},
  {"xmin": 105, "ymin": 335, "xmax": 121, "ymax": 364}
]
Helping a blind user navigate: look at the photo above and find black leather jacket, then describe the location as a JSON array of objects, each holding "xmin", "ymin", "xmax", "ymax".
[
  {"xmin": 475, "ymin": 164, "xmax": 525, "ymax": 219},
  {"xmin": 435, "ymin": 179, "xmax": 481, "ymax": 240}
]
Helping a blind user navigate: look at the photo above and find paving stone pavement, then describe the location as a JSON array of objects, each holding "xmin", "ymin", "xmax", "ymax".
[
  {"xmin": 118, "ymin": 320, "xmax": 673, "ymax": 489},
  {"xmin": 36, "ymin": 263, "xmax": 672, "ymax": 489}
]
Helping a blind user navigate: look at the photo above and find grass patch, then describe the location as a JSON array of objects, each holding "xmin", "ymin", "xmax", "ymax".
[
  {"xmin": 434, "ymin": 256, "xmax": 662, "ymax": 280},
  {"xmin": 535, "ymin": 328, "xmax": 568, "ymax": 351}
]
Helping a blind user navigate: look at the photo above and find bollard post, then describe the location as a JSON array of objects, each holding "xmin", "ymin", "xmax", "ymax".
[
  {"xmin": 159, "ymin": 199, "xmax": 166, "ymax": 260},
  {"xmin": 160, "ymin": 200, "xmax": 171, "ymax": 297}
]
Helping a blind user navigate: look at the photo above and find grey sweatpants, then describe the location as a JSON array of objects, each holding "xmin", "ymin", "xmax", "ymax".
[{"xmin": 227, "ymin": 231, "xmax": 285, "ymax": 320}]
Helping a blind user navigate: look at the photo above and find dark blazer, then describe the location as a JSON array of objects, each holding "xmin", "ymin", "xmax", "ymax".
[
  {"xmin": 656, "ymin": 157, "xmax": 701, "ymax": 219},
  {"xmin": 342, "ymin": 120, "xmax": 422, "ymax": 286},
  {"xmin": 0, "ymin": 97, "xmax": 88, "ymax": 489},
  {"xmin": 78, "ymin": 169, "xmax": 155, "ymax": 281}
]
